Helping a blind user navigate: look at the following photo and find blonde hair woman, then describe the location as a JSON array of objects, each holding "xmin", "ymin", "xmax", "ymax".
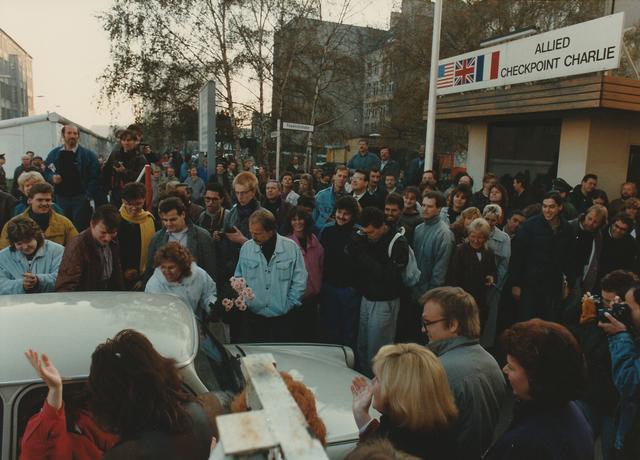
[
  {"xmin": 450, "ymin": 206, "xmax": 481, "ymax": 244},
  {"xmin": 351, "ymin": 343, "xmax": 458, "ymax": 459},
  {"xmin": 447, "ymin": 218, "xmax": 496, "ymax": 330}
]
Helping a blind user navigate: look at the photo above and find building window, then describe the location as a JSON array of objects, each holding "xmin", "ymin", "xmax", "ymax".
[{"xmin": 487, "ymin": 120, "xmax": 561, "ymax": 182}]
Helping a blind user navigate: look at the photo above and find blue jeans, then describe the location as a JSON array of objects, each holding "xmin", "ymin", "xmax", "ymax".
[
  {"xmin": 55, "ymin": 194, "xmax": 91, "ymax": 231},
  {"xmin": 319, "ymin": 283, "xmax": 361, "ymax": 352}
]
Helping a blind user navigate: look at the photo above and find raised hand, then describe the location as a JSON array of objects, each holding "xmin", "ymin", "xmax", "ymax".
[
  {"xmin": 350, "ymin": 376, "xmax": 373, "ymax": 429},
  {"xmin": 24, "ymin": 349, "xmax": 63, "ymax": 409}
]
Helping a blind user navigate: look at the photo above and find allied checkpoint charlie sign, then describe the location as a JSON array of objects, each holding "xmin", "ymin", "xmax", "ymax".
[{"xmin": 436, "ymin": 12, "xmax": 625, "ymax": 95}]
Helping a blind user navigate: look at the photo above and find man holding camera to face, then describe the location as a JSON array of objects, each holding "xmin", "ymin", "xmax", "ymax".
[{"xmin": 597, "ymin": 278, "xmax": 640, "ymax": 459}]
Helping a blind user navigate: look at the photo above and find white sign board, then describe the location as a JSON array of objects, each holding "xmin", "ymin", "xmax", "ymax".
[
  {"xmin": 436, "ymin": 12, "xmax": 624, "ymax": 95},
  {"xmin": 198, "ymin": 81, "xmax": 216, "ymax": 175},
  {"xmin": 282, "ymin": 121, "xmax": 314, "ymax": 132}
]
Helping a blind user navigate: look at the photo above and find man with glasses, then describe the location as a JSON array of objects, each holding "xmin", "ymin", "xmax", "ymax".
[
  {"xmin": 598, "ymin": 214, "xmax": 638, "ymax": 283},
  {"xmin": 421, "ymin": 286, "xmax": 505, "ymax": 460},
  {"xmin": 118, "ymin": 182, "xmax": 157, "ymax": 290},
  {"xmin": 198, "ymin": 183, "xmax": 228, "ymax": 240}
]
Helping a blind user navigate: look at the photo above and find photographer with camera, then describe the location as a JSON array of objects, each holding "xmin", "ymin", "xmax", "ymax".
[
  {"xmin": 571, "ymin": 270, "xmax": 638, "ymax": 459},
  {"xmin": 598, "ymin": 282, "xmax": 640, "ymax": 459}
]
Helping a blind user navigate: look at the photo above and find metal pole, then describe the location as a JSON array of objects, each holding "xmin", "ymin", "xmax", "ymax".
[
  {"xmin": 424, "ymin": 0, "xmax": 443, "ymax": 172},
  {"xmin": 275, "ymin": 119, "xmax": 282, "ymax": 179}
]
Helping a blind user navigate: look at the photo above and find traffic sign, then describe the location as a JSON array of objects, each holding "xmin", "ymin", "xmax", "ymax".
[
  {"xmin": 270, "ymin": 131, "xmax": 278, "ymax": 139},
  {"xmin": 282, "ymin": 122, "xmax": 314, "ymax": 132}
]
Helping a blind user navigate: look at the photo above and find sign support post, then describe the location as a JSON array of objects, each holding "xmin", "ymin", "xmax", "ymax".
[
  {"xmin": 275, "ymin": 119, "xmax": 282, "ymax": 180},
  {"xmin": 424, "ymin": 0, "xmax": 443, "ymax": 173}
]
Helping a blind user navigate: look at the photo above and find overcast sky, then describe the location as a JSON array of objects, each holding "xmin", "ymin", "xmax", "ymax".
[{"xmin": 1, "ymin": 0, "xmax": 395, "ymax": 135}]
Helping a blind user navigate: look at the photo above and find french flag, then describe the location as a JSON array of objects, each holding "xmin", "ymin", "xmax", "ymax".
[{"xmin": 475, "ymin": 51, "xmax": 500, "ymax": 82}]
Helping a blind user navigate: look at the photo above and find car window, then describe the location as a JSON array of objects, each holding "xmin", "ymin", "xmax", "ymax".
[
  {"xmin": 14, "ymin": 382, "xmax": 88, "ymax": 459},
  {"xmin": 194, "ymin": 331, "xmax": 244, "ymax": 394}
]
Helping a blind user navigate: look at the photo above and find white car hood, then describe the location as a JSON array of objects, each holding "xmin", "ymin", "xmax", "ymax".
[{"xmin": 232, "ymin": 344, "xmax": 362, "ymax": 445}]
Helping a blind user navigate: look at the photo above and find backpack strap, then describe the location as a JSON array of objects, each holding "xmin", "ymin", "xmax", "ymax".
[{"xmin": 388, "ymin": 226, "xmax": 406, "ymax": 258}]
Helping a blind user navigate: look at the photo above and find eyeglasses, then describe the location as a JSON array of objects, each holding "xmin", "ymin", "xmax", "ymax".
[{"xmin": 422, "ymin": 318, "xmax": 446, "ymax": 329}]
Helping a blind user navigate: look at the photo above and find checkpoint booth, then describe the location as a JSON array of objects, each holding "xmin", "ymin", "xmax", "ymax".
[{"xmin": 431, "ymin": 12, "xmax": 640, "ymax": 197}]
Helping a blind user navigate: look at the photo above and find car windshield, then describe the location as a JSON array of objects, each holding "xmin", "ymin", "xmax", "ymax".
[{"xmin": 193, "ymin": 330, "xmax": 245, "ymax": 395}]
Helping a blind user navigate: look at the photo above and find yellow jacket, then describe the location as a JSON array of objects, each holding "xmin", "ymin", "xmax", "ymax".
[{"xmin": 0, "ymin": 209, "xmax": 78, "ymax": 249}]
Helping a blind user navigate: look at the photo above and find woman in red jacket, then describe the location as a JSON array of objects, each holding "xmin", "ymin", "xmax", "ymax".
[{"xmin": 20, "ymin": 349, "xmax": 118, "ymax": 460}]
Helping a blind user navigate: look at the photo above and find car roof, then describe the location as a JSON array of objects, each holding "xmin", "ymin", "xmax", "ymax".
[{"xmin": 0, "ymin": 292, "xmax": 198, "ymax": 386}]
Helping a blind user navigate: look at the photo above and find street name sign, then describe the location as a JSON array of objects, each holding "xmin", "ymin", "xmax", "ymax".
[
  {"xmin": 436, "ymin": 12, "xmax": 624, "ymax": 95},
  {"xmin": 282, "ymin": 121, "xmax": 314, "ymax": 132}
]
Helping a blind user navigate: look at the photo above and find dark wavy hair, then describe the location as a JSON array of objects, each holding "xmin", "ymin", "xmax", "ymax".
[
  {"xmin": 88, "ymin": 329, "xmax": 194, "ymax": 437},
  {"xmin": 153, "ymin": 242, "xmax": 194, "ymax": 278},
  {"xmin": 447, "ymin": 184, "xmax": 472, "ymax": 210},
  {"xmin": 500, "ymin": 319, "xmax": 586, "ymax": 406},
  {"xmin": 283, "ymin": 206, "xmax": 314, "ymax": 237},
  {"xmin": 7, "ymin": 216, "xmax": 44, "ymax": 251}
]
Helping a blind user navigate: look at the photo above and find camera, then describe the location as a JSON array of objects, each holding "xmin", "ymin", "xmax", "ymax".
[{"xmin": 596, "ymin": 299, "xmax": 633, "ymax": 328}]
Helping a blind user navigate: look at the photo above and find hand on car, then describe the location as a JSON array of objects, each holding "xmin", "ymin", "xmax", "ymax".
[
  {"xmin": 25, "ymin": 349, "xmax": 63, "ymax": 409},
  {"xmin": 598, "ymin": 312, "xmax": 628, "ymax": 336},
  {"xmin": 350, "ymin": 376, "xmax": 373, "ymax": 429}
]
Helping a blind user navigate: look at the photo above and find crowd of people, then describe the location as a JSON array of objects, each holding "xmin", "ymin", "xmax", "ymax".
[{"xmin": 7, "ymin": 127, "xmax": 640, "ymax": 459}]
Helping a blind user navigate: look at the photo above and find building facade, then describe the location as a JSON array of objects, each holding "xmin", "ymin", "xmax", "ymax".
[{"xmin": 0, "ymin": 28, "xmax": 33, "ymax": 120}]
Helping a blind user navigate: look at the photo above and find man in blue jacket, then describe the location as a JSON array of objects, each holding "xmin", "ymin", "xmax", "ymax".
[
  {"xmin": 44, "ymin": 124, "xmax": 99, "ymax": 231},
  {"xmin": 235, "ymin": 209, "xmax": 307, "ymax": 342},
  {"xmin": 347, "ymin": 139, "xmax": 380, "ymax": 174},
  {"xmin": 312, "ymin": 165, "xmax": 348, "ymax": 233},
  {"xmin": 599, "ymin": 284, "xmax": 640, "ymax": 458},
  {"xmin": 412, "ymin": 191, "xmax": 455, "ymax": 300}
]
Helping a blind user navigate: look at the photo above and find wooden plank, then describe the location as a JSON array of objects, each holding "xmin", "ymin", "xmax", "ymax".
[
  {"xmin": 211, "ymin": 354, "xmax": 329, "ymax": 460},
  {"xmin": 437, "ymin": 91, "xmax": 601, "ymax": 115},
  {"xmin": 436, "ymin": 83, "xmax": 603, "ymax": 110},
  {"xmin": 602, "ymin": 83, "xmax": 640, "ymax": 97},
  {"xmin": 437, "ymin": 100, "xmax": 601, "ymax": 120},
  {"xmin": 603, "ymin": 75, "xmax": 640, "ymax": 88},
  {"xmin": 600, "ymin": 99, "xmax": 640, "ymax": 112},
  {"xmin": 601, "ymin": 91, "xmax": 640, "ymax": 105}
]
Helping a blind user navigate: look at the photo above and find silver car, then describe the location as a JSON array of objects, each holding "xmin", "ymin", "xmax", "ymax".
[{"xmin": 0, "ymin": 292, "xmax": 363, "ymax": 460}]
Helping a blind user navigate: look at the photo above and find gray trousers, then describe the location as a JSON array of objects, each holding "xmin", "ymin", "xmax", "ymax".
[{"xmin": 357, "ymin": 297, "xmax": 400, "ymax": 376}]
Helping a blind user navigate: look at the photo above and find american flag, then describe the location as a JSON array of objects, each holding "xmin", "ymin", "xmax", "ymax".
[
  {"xmin": 454, "ymin": 57, "xmax": 477, "ymax": 86},
  {"xmin": 437, "ymin": 62, "xmax": 454, "ymax": 89}
]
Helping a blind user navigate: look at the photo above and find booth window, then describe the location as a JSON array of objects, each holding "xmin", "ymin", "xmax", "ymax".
[{"xmin": 487, "ymin": 120, "xmax": 561, "ymax": 181}]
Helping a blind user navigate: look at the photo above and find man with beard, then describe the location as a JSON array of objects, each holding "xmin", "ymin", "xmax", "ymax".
[{"xmin": 44, "ymin": 124, "xmax": 100, "ymax": 231}]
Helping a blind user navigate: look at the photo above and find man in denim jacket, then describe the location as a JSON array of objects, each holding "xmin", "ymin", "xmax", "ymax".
[
  {"xmin": 599, "ymin": 285, "xmax": 640, "ymax": 458},
  {"xmin": 44, "ymin": 124, "xmax": 99, "ymax": 231},
  {"xmin": 312, "ymin": 166, "xmax": 348, "ymax": 233},
  {"xmin": 235, "ymin": 209, "xmax": 307, "ymax": 342}
]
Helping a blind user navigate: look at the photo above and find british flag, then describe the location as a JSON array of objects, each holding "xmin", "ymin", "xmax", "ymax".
[{"xmin": 454, "ymin": 57, "xmax": 477, "ymax": 86}]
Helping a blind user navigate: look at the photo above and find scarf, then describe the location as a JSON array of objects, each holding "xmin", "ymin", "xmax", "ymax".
[{"xmin": 119, "ymin": 205, "xmax": 155, "ymax": 273}]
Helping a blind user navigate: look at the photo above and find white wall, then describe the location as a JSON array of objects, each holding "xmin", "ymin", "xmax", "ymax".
[
  {"xmin": 557, "ymin": 114, "xmax": 591, "ymax": 188},
  {"xmin": 466, "ymin": 121, "xmax": 488, "ymax": 188}
]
